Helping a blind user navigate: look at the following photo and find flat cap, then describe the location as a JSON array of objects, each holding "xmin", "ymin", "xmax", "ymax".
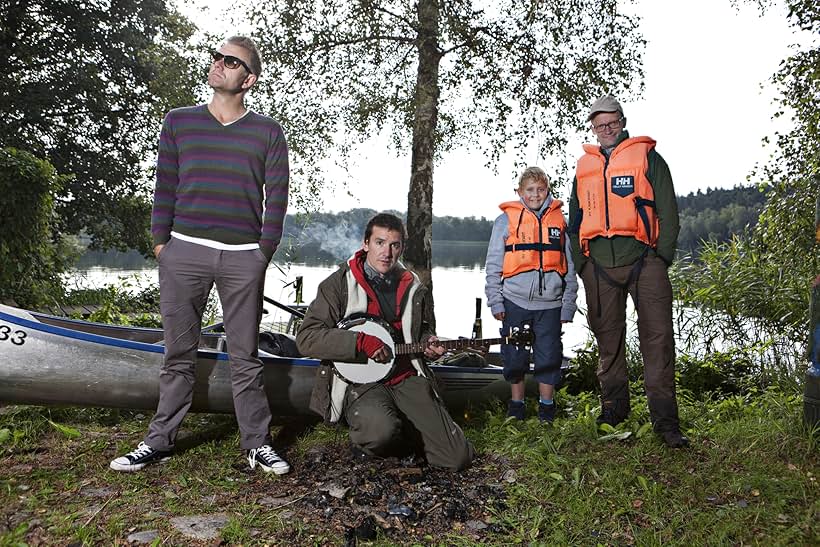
[{"xmin": 588, "ymin": 95, "xmax": 624, "ymax": 121}]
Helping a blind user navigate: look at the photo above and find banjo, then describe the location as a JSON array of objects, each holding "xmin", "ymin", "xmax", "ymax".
[{"xmin": 333, "ymin": 314, "xmax": 533, "ymax": 384}]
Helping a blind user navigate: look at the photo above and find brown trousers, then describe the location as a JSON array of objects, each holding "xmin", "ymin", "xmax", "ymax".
[
  {"xmin": 580, "ymin": 254, "xmax": 680, "ymax": 431},
  {"xmin": 145, "ymin": 237, "xmax": 273, "ymax": 451}
]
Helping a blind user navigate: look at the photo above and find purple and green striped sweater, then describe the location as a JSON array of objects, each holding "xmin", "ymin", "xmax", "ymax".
[{"xmin": 150, "ymin": 104, "xmax": 289, "ymax": 259}]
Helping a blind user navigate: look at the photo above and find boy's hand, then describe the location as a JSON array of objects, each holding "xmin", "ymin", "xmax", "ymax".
[{"xmin": 493, "ymin": 312, "xmax": 505, "ymax": 321}]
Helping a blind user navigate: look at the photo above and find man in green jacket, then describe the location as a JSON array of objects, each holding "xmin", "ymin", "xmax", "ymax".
[
  {"xmin": 296, "ymin": 213, "xmax": 474, "ymax": 470},
  {"xmin": 568, "ymin": 95, "xmax": 688, "ymax": 448}
]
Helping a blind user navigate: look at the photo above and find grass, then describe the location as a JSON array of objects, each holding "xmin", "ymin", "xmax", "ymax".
[{"xmin": 1, "ymin": 388, "xmax": 817, "ymax": 546}]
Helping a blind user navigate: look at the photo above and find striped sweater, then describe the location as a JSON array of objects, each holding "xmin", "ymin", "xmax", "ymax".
[{"xmin": 150, "ymin": 104, "xmax": 289, "ymax": 259}]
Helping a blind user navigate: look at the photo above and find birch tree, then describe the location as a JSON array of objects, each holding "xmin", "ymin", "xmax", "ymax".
[{"xmin": 246, "ymin": 0, "xmax": 645, "ymax": 289}]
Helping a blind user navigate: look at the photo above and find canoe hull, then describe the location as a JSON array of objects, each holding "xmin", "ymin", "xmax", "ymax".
[{"xmin": 0, "ymin": 305, "xmax": 511, "ymax": 415}]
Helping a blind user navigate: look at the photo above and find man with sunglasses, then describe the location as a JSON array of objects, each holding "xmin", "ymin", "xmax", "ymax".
[
  {"xmin": 568, "ymin": 95, "xmax": 688, "ymax": 449},
  {"xmin": 110, "ymin": 36, "xmax": 292, "ymax": 474}
]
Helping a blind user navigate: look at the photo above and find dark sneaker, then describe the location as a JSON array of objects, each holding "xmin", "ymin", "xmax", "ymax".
[
  {"xmin": 109, "ymin": 441, "xmax": 171, "ymax": 472},
  {"xmin": 248, "ymin": 445, "xmax": 291, "ymax": 475},
  {"xmin": 506, "ymin": 400, "xmax": 525, "ymax": 420},
  {"xmin": 538, "ymin": 402, "xmax": 556, "ymax": 423},
  {"xmin": 661, "ymin": 430, "xmax": 690, "ymax": 449}
]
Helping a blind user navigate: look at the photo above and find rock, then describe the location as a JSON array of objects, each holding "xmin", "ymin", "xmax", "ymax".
[
  {"xmin": 466, "ymin": 520, "xmax": 488, "ymax": 531},
  {"xmin": 81, "ymin": 487, "xmax": 115, "ymax": 498},
  {"xmin": 126, "ymin": 530, "xmax": 159, "ymax": 544},
  {"xmin": 169, "ymin": 513, "xmax": 230, "ymax": 541},
  {"xmin": 502, "ymin": 469, "xmax": 517, "ymax": 483},
  {"xmin": 387, "ymin": 504, "xmax": 416, "ymax": 520},
  {"xmin": 305, "ymin": 448, "xmax": 326, "ymax": 465},
  {"xmin": 320, "ymin": 482, "xmax": 351, "ymax": 499}
]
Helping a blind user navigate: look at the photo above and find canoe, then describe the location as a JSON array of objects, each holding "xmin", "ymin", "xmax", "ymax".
[{"xmin": 0, "ymin": 304, "xmax": 524, "ymax": 415}]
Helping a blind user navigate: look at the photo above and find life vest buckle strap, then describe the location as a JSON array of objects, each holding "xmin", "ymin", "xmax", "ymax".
[{"xmin": 505, "ymin": 242, "xmax": 560, "ymax": 252}]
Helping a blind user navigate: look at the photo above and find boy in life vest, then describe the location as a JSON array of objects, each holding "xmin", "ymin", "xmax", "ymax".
[{"xmin": 484, "ymin": 167, "xmax": 578, "ymax": 421}]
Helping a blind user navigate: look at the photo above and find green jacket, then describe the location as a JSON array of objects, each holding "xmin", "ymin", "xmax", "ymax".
[
  {"xmin": 296, "ymin": 255, "xmax": 439, "ymax": 422},
  {"xmin": 568, "ymin": 130, "xmax": 680, "ymax": 270}
]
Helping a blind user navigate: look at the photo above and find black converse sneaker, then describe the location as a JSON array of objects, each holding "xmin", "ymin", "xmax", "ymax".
[
  {"xmin": 109, "ymin": 442, "xmax": 171, "ymax": 472},
  {"xmin": 248, "ymin": 445, "xmax": 291, "ymax": 475}
]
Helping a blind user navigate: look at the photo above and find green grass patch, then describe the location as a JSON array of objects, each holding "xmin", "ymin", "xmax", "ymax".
[{"xmin": 1, "ymin": 389, "xmax": 817, "ymax": 545}]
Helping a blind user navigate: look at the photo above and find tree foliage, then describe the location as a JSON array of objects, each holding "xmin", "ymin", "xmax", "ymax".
[
  {"xmin": 275, "ymin": 208, "xmax": 493, "ymax": 264},
  {"xmin": 673, "ymin": 0, "xmax": 819, "ymax": 377},
  {"xmin": 240, "ymin": 0, "xmax": 645, "ymax": 287},
  {"xmin": 0, "ymin": 0, "xmax": 205, "ymax": 255},
  {"xmin": 752, "ymin": 0, "xmax": 819, "ymax": 258},
  {"xmin": 0, "ymin": 148, "xmax": 72, "ymax": 307},
  {"xmin": 676, "ymin": 185, "xmax": 769, "ymax": 253}
]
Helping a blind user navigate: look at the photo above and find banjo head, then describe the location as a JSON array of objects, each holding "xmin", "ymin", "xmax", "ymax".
[{"xmin": 334, "ymin": 315, "xmax": 397, "ymax": 384}]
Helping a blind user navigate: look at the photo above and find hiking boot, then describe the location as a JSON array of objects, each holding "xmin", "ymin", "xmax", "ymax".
[
  {"xmin": 538, "ymin": 402, "xmax": 556, "ymax": 423},
  {"xmin": 596, "ymin": 399, "xmax": 629, "ymax": 427},
  {"xmin": 248, "ymin": 445, "xmax": 291, "ymax": 475},
  {"xmin": 596, "ymin": 406, "xmax": 625, "ymax": 427},
  {"xmin": 109, "ymin": 441, "xmax": 171, "ymax": 472},
  {"xmin": 661, "ymin": 430, "xmax": 690, "ymax": 449},
  {"xmin": 506, "ymin": 400, "xmax": 525, "ymax": 421}
]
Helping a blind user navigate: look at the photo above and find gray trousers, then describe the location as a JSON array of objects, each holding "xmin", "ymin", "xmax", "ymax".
[
  {"xmin": 145, "ymin": 237, "xmax": 273, "ymax": 451},
  {"xmin": 345, "ymin": 375, "xmax": 474, "ymax": 471}
]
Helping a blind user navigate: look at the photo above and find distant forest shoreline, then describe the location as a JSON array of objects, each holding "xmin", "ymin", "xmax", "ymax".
[
  {"xmin": 282, "ymin": 184, "xmax": 768, "ymax": 252},
  {"xmin": 77, "ymin": 185, "xmax": 767, "ymax": 268}
]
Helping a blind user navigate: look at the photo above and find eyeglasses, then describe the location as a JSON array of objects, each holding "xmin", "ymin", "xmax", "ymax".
[
  {"xmin": 210, "ymin": 50, "xmax": 253, "ymax": 74},
  {"xmin": 592, "ymin": 118, "xmax": 624, "ymax": 133}
]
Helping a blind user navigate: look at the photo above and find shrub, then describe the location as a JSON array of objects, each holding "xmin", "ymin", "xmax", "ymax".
[
  {"xmin": 0, "ymin": 148, "xmax": 73, "ymax": 307},
  {"xmin": 677, "ymin": 350, "xmax": 755, "ymax": 399}
]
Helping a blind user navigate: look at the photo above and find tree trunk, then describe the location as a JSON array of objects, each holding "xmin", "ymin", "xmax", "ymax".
[{"xmin": 404, "ymin": 0, "xmax": 441, "ymax": 296}]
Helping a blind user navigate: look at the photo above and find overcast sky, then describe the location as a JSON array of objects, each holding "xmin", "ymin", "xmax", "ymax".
[{"xmin": 180, "ymin": 0, "xmax": 811, "ymax": 219}]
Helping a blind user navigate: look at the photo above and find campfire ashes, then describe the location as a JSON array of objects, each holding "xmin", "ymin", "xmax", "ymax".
[{"xmin": 242, "ymin": 444, "xmax": 510, "ymax": 543}]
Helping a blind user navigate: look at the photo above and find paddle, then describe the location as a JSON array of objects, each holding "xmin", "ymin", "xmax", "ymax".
[
  {"xmin": 263, "ymin": 295, "xmax": 305, "ymax": 319},
  {"xmin": 471, "ymin": 297, "xmax": 482, "ymax": 339},
  {"xmin": 199, "ymin": 296, "xmax": 305, "ymax": 335}
]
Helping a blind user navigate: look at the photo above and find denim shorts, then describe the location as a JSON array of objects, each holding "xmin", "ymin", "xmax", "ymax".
[{"xmin": 500, "ymin": 298, "xmax": 563, "ymax": 386}]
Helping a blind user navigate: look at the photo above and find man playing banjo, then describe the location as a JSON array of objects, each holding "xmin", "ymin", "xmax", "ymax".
[{"xmin": 296, "ymin": 213, "xmax": 475, "ymax": 470}]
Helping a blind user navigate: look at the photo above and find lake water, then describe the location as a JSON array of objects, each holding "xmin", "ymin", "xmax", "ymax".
[{"xmin": 68, "ymin": 241, "xmax": 595, "ymax": 356}]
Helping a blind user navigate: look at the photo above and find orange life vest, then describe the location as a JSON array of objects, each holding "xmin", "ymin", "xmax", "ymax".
[
  {"xmin": 500, "ymin": 199, "xmax": 568, "ymax": 278},
  {"xmin": 575, "ymin": 136, "xmax": 659, "ymax": 256}
]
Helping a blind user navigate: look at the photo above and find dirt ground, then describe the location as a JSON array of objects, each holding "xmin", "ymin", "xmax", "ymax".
[{"xmin": 1, "ymin": 413, "xmax": 513, "ymax": 545}]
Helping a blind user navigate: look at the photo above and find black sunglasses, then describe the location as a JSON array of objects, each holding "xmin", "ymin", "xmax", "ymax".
[{"xmin": 210, "ymin": 50, "xmax": 253, "ymax": 74}]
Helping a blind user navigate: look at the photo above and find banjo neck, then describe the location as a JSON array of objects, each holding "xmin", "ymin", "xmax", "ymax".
[
  {"xmin": 333, "ymin": 314, "xmax": 532, "ymax": 384},
  {"xmin": 396, "ymin": 336, "xmax": 510, "ymax": 355}
]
